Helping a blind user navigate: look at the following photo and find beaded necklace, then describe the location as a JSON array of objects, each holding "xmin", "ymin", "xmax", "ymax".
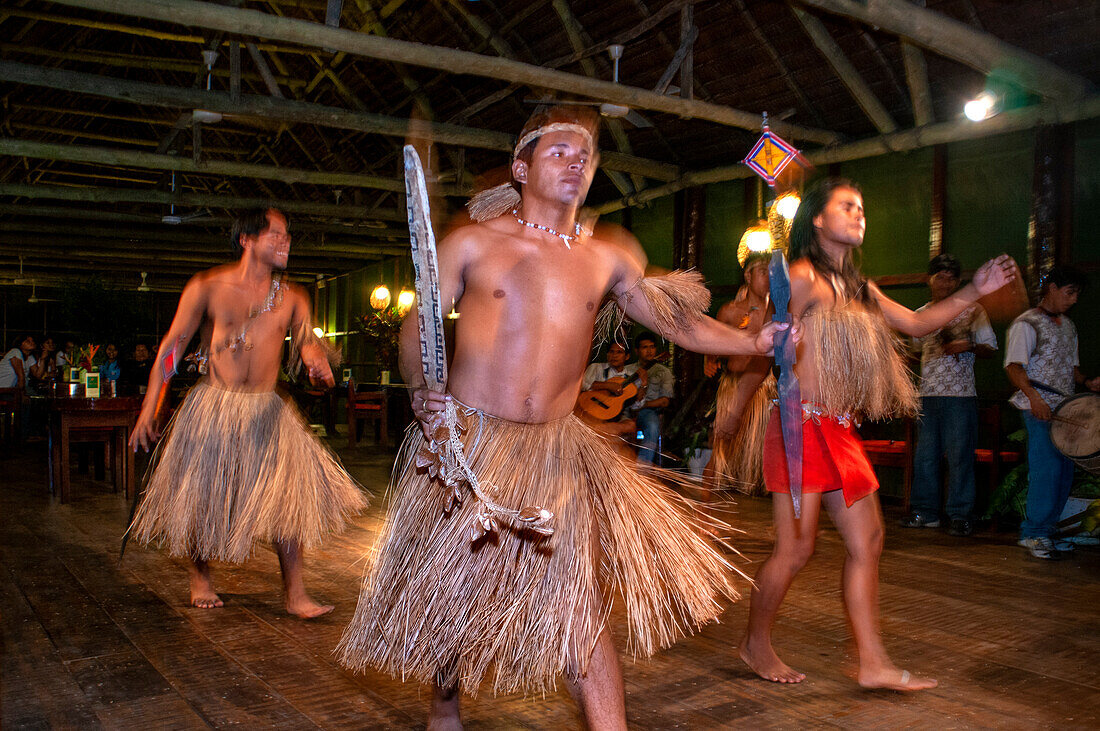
[
  {"xmin": 217, "ymin": 273, "xmax": 285, "ymax": 354},
  {"xmin": 512, "ymin": 208, "xmax": 584, "ymax": 250}
]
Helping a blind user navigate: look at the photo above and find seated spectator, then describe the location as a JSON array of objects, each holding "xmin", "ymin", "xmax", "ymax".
[
  {"xmin": 100, "ymin": 343, "xmax": 121, "ymax": 384},
  {"xmin": 1, "ymin": 335, "xmax": 35, "ymax": 390},
  {"xmin": 577, "ymin": 342, "xmax": 640, "ymax": 455},
  {"xmin": 581, "ymin": 342, "xmax": 638, "ymax": 394},
  {"xmin": 55, "ymin": 339, "xmax": 75, "ymax": 374},
  {"xmin": 629, "ymin": 332, "xmax": 674, "ymax": 465},
  {"xmin": 28, "ymin": 336, "xmax": 58, "ymax": 393},
  {"xmin": 122, "ymin": 342, "xmax": 154, "ymax": 392},
  {"xmin": 901, "ymin": 254, "xmax": 997, "ymax": 537},
  {"xmin": 1, "ymin": 335, "xmax": 36, "ymax": 436}
]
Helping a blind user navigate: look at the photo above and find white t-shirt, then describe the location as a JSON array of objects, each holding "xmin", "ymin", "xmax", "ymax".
[
  {"xmin": 0, "ymin": 348, "xmax": 26, "ymax": 389},
  {"xmin": 581, "ymin": 362, "xmax": 638, "ymax": 391}
]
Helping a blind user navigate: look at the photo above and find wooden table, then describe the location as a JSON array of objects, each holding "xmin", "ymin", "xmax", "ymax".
[{"xmin": 49, "ymin": 395, "xmax": 142, "ymax": 503}]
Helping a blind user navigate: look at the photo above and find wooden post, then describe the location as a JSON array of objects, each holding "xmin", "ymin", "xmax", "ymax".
[
  {"xmin": 672, "ymin": 186, "xmax": 706, "ymax": 407},
  {"xmin": 929, "ymin": 144, "xmax": 946, "ymax": 258},
  {"xmin": 1028, "ymin": 125, "xmax": 1074, "ymax": 298}
]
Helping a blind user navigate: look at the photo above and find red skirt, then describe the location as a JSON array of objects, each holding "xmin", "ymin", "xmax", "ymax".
[{"xmin": 763, "ymin": 405, "xmax": 878, "ymax": 507}]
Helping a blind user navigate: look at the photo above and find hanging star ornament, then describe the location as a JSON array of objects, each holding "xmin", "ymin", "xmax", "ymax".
[{"xmin": 743, "ymin": 115, "xmax": 809, "ymax": 188}]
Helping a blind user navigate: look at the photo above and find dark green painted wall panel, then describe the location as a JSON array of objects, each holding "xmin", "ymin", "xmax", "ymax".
[{"xmin": 839, "ymin": 148, "xmax": 933, "ymax": 278}]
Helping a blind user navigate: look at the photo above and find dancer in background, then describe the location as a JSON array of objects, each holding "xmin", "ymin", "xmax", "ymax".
[{"xmin": 128, "ymin": 207, "xmax": 365, "ymax": 616}]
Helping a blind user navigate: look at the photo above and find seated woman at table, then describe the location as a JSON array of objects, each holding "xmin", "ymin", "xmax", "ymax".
[
  {"xmin": 1, "ymin": 334, "xmax": 36, "ymax": 437},
  {"xmin": 28, "ymin": 336, "xmax": 58, "ymax": 394},
  {"xmin": 100, "ymin": 343, "xmax": 122, "ymax": 386}
]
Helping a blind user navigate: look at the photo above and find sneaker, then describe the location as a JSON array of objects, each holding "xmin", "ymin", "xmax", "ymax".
[
  {"xmin": 899, "ymin": 512, "xmax": 940, "ymax": 529},
  {"xmin": 1018, "ymin": 537, "xmax": 1058, "ymax": 560},
  {"xmin": 947, "ymin": 519, "xmax": 974, "ymax": 537}
]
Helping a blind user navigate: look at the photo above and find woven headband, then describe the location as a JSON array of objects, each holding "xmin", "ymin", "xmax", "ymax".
[{"xmin": 513, "ymin": 122, "xmax": 594, "ymax": 159}]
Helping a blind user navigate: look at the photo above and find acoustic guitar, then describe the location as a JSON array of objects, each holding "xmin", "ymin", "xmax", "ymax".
[
  {"xmin": 577, "ymin": 371, "xmax": 645, "ymax": 421},
  {"xmin": 577, "ymin": 350, "xmax": 671, "ymax": 421}
]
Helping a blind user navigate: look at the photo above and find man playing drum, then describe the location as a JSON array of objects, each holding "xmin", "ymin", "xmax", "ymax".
[{"xmin": 1005, "ymin": 266, "xmax": 1100, "ymax": 560}]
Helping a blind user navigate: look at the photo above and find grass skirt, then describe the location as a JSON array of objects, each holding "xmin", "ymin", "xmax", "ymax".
[
  {"xmin": 711, "ymin": 370, "xmax": 775, "ymax": 495},
  {"xmin": 129, "ymin": 381, "xmax": 367, "ymax": 563},
  {"xmin": 338, "ymin": 405, "xmax": 740, "ymax": 697}
]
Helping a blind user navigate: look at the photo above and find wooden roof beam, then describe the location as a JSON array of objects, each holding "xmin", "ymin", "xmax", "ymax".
[
  {"xmin": 790, "ymin": 5, "xmax": 897, "ymax": 134},
  {"xmin": 0, "ymin": 61, "xmax": 679, "ymax": 182},
  {"xmin": 901, "ymin": 42, "xmax": 934, "ymax": 127},
  {"xmin": 796, "ymin": 0, "xmax": 1092, "ymax": 102},
  {"xmin": 0, "ymin": 183, "xmax": 406, "ymax": 222},
  {"xmin": 46, "ymin": 0, "xmax": 839, "ymax": 145},
  {"xmin": 0, "ymin": 203, "xmax": 410, "ymax": 237},
  {"xmin": 0, "ymin": 138, "xmax": 461, "ymax": 195}
]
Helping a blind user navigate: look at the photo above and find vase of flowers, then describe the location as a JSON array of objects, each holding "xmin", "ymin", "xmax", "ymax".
[{"xmin": 356, "ymin": 308, "xmax": 403, "ymax": 379}]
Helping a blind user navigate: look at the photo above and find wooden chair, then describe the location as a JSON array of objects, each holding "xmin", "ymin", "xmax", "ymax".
[
  {"xmin": 862, "ymin": 417, "xmax": 915, "ymax": 508},
  {"xmin": 0, "ymin": 387, "xmax": 23, "ymax": 445},
  {"xmin": 347, "ymin": 379, "xmax": 388, "ymax": 448}
]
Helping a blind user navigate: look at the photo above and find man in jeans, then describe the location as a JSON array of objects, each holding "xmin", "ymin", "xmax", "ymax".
[
  {"xmin": 901, "ymin": 254, "xmax": 997, "ymax": 537},
  {"xmin": 630, "ymin": 332, "xmax": 673, "ymax": 464},
  {"xmin": 1005, "ymin": 266, "xmax": 1100, "ymax": 559}
]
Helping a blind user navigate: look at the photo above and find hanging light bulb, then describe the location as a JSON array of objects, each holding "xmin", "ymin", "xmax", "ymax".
[
  {"xmin": 964, "ymin": 91, "xmax": 998, "ymax": 121},
  {"xmin": 370, "ymin": 284, "xmax": 391, "ymax": 310},
  {"xmin": 396, "ymin": 289, "xmax": 416, "ymax": 314},
  {"xmin": 736, "ymin": 221, "xmax": 773, "ymax": 266},
  {"xmin": 773, "ymin": 191, "xmax": 801, "ymax": 220}
]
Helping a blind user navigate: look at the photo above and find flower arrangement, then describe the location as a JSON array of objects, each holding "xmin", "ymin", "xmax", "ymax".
[
  {"xmin": 75, "ymin": 343, "xmax": 102, "ymax": 372},
  {"xmin": 356, "ymin": 307, "xmax": 404, "ymax": 370}
]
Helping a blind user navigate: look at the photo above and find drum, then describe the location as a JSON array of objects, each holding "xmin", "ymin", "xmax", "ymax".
[{"xmin": 1050, "ymin": 393, "xmax": 1100, "ymax": 475}]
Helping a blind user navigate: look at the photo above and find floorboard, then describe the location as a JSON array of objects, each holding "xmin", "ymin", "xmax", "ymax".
[{"xmin": 2, "ymin": 435, "xmax": 1097, "ymax": 729}]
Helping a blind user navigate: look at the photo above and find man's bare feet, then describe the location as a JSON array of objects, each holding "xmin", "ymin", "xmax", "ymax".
[
  {"xmin": 189, "ymin": 580, "xmax": 223, "ymax": 606},
  {"xmin": 858, "ymin": 667, "xmax": 937, "ymax": 692},
  {"xmin": 738, "ymin": 638, "xmax": 806, "ymax": 683},
  {"xmin": 426, "ymin": 716, "xmax": 463, "ymax": 731},
  {"xmin": 286, "ymin": 595, "xmax": 334, "ymax": 619}
]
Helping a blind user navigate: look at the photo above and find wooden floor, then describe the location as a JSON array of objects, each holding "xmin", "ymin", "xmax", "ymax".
[{"xmin": 2, "ymin": 435, "xmax": 1098, "ymax": 730}]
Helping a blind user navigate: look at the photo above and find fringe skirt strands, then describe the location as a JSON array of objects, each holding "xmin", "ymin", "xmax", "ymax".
[
  {"xmin": 338, "ymin": 405, "xmax": 741, "ymax": 697},
  {"xmin": 711, "ymin": 370, "xmax": 775, "ymax": 494},
  {"xmin": 129, "ymin": 380, "xmax": 367, "ymax": 563}
]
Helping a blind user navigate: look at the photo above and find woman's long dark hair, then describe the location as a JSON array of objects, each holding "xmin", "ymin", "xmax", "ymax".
[{"xmin": 788, "ymin": 177, "xmax": 873, "ymax": 305}]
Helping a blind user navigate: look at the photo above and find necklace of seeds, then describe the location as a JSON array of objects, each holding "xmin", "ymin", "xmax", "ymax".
[
  {"xmin": 219, "ymin": 274, "xmax": 285, "ymax": 354},
  {"xmin": 512, "ymin": 208, "xmax": 584, "ymax": 249}
]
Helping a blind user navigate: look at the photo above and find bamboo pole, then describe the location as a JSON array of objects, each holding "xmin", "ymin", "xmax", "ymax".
[
  {"xmin": 0, "ymin": 61, "xmax": 679, "ymax": 182},
  {"xmin": 796, "ymin": 0, "xmax": 1092, "ymax": 102},
  {"xmin": 595, "ymin": 94, "xmax": 1100, "ymax": 214},
  {"xmin": 45, "ymin": 0, "xmax": 839, "ymax": 145}
]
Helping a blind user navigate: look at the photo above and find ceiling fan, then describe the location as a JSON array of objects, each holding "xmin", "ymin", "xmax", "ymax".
[
  {"xmin": 161, "ymin": 171, "xmax": 215, "ymax": 225},
  {"xmin": 137, "ymin": 272, "xmax": 151, "ymax": 292},
  {"xmin": 27, "ymin": 281, "xmax": 60, "ymax": 304}
]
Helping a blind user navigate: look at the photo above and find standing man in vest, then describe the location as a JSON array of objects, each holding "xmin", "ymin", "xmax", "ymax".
[
  {"xmin": 1005, "ymin": 266, "xmax": 1100, "ymax": 559},
  {"xmin": 901, "ymin": 254, "xmax": 997, "ymax": 537}
]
